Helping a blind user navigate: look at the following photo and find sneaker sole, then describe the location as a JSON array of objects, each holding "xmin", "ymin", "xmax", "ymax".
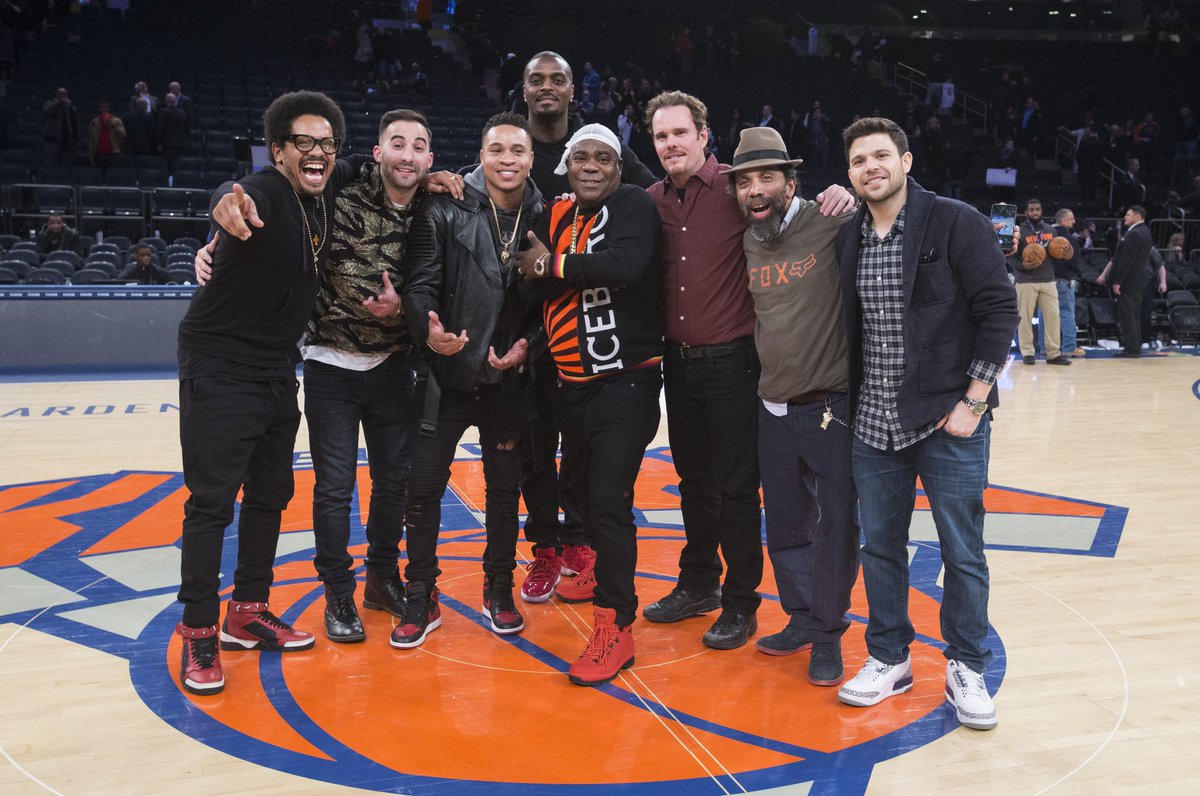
[
  {"xmin": 181, "ymin": 676, "xmax": 225, "ymax": 695},
  {"xmin": 642, "ymin": 598, "xmax": 722, "ymax": 623},
  {"xmin": 808, "ymin": 671, "xmax": 845, "ymax": 687},
  {"xmin": 325, "ymin": 629, "xmax": 366, "ymax": 644},
  {"xmin": 555, "ymin": 588, "xmax": 595, "ymax": 604},
  {"xmin": 755, "ymin": 640, "xmax": 812, "ymax": 657},
  {"xmin": 362, "ymin": 599, "xmax": 406, "ymax": 618},
  {"xmin": 837, "ymin": 672, "xmax": 914, "ymax": 707},
  {"xmin": 482, "ymin": 605, "xmax": 525, "ymax": 635},
  {"xmin": 389, "ymin": 616, "xmax": 442, "ymax": 649},
  {"xmin": 219, "ymin": 632, "xmax": 315, "ymax": 652},
  {"xmin": 568, "ymin": 655, "xmax": 635, "ymax": 687},
  {"xmin": 702, "ymin": 632, "xmax": 755, "ymax": 651},
  {"xmin": 945, "ymin": 685, "xmax": 999, "ymax": 730},
  {"xmin": 520, "ymin": 574, "xmax": 560, "ymax": 604}
]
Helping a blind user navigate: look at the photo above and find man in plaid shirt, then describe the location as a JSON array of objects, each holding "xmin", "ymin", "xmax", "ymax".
[{"xmin": 833, "ymin": 118, "xmax": 1018, "ymax": 731}]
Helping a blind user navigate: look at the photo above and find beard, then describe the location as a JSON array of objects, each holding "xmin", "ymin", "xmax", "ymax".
[{"xmin": 744, "ymin": 194, "xmax": 789, "ymax": 241}]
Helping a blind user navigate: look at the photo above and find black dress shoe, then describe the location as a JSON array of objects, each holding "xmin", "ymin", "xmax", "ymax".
[
  {"xmin": 642, "ymin": 586, "xmax": 722, "ymax": 623},
  {"xmin": 363, "ymin": 568, "xmax": 406, "ymax": 617},
  {"xmin": 702, "ymin": 609, "xmax": 757, "ymax": 650},
  {"xmin": 808, "ymin": 640, "xmax": 844, "ymax": 686},
  {"xmin": 1046, "ymin": 356, "xmax": 1072, "ymax": 366},
  {"xmin": 324, "ymin": 588, "xmax": 365, "ymax": 643},
  {"xmin": 1021, "ymin": 355, "xmax": 1036, "ymax": 365}
]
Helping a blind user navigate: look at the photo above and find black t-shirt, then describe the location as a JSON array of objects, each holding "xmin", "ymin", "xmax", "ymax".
[{"xmin": 177, "ymin": 161, "xmax": 355, "ymax": 379}]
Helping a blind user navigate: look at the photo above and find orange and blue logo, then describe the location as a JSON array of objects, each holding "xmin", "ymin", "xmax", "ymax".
[{"xmin": 0, "ymin": 447, "xmax": 1126, "ymax": 793}]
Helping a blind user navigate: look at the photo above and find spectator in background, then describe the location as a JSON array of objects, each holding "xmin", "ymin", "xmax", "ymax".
[
  {"xmin": 1174, "ymin": 105, "xmax": 1197, "ymax": 156},
  {"xmin": 35, "ymin": 214, "xmax": 81, "ymax": 256},
  {"xmin": 785, "ymin": 108, "xmax": 805, "ymax": 159},
  {"xmin": 123, "ymin": 97, "xmax": 156, "ymax": 160},
  {"xmin": 924, "ymin": 52, "xmax": 947, "ymax": 107},
  {"xmin": 1132, "ymin": 112, "xmax": 1160, "ymax": 168},
  {"xmin": 416, "ymin": 0, "xmax": 433, "ymax": 34},
  {"xmin": 42, "ymin": 86, "xmax": 79, "ymax": 168},
  {"xmin": 1018, "ymin": 97, "xmax": 1042, "ymax": 163},
  {"xmin": 128, "ymin": 81, "xmax": 157, "ymax": 113},
  {"xmin": 939, "ymin": 74, "xmax": 956, "ymax": 113},
  {"xmin": 397, "ymin": 62, "xmax": 430, "ymax": 101},
  {"xmin": 373, "ymin": 26, "xmax": 399, "ymax": 78},
  {"xmin": 118, "ymin": 244, "xmax": 170, "ymax": 284},
  {"xmin": 1051, "ymin": 208, "xmax": 1087, "ymax": 357},
  {"xmin": 168, "ymin": 81, "xmax": 194, "ymax": 117},
  {"xmin": 1075, "ymin": 125, "xmax": 1104, "ymax": 205},
  {"xmin": 617, "ymin": 104, "xmax": 636, "ymax": 145},
  {"xmin": 805, "ymin": 107, "xmax": 831, "ymax": 168},
  {"xmin": 89, "ymin": 100, "xmax": 125, "ymax": 178},
  {"xmin": 759, "ymin": 104, "xmax": 783, "ymax": 134},
  {"xmin": 1119, "ymin": 158, "xmax": 1146, "ymax": 208},
  {"xmin": 581, "ymin": 61, "xmax": 602, "ymax": 97},
  {"xmin": 158, "ymin": 93, "xmax": 190, "ymax": 175},
  {"xmin": 727, "ymin": 108, "xmax": 749, "ymax": 153}
]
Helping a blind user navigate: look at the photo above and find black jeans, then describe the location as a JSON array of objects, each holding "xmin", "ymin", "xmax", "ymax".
[
  {"xmin": 663, "ymin": 340, "xmax": 763, "ymax": 614},
  {"xmin": 404, "ymin": 380, "xmax": 525, "ymax": 589},
  {"xmin": 519, "ymin": 353, "xmax": 586, "ymax": 553},
  {"xmin": 177, "ymin": 375, "xmax": 301, "ymax": 627},
  {"xmin": 304, "ymin": 352, "xmax": 415, "ymax": 598},
  {"xmin": 558, "ymin": 368, "xmax": 662, "ymax": 626}
]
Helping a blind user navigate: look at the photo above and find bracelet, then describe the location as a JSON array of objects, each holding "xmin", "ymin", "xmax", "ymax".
[
  {"xmin": 427, "ymin": 340, "xmax": 438, "ymax": 354},
  {"xmin": 533, "ymin": 252, "xmax": 549, "ymax": 277}
]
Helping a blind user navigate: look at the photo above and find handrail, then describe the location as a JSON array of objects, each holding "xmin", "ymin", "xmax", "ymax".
[
  {"xmin": 1099, "ymin": 158, "xmax": 1126, "ymax": 209},
  {"xmin": 892, "ymin": 61, "xmax": 986, "ymax": 130},
  {"xmin": 1055, "ymin": 131, "xmax": 1078, "ymax": 170}
]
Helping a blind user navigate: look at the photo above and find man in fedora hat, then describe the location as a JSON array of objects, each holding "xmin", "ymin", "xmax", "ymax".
[
  {"xmin": 729, "ymin": 126, "xmax": 860, "ymax": 686},
  {"xmin": 642, "ymin": 90, "xmax": 855, "ymax": 651}
]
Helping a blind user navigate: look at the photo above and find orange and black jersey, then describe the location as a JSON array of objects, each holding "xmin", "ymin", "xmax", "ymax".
[{"xmin": 524, "ymin": 184, "xmax": 664, "ymax": 382}]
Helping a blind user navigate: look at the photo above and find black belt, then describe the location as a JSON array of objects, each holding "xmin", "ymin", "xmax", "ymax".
[
  {"xmin": 670, "ymin": 336, "xmax": 754, "ymax": 360},
  {"xmin": 788, "ymin": 390, "xmax": 833, "ymax": 406}
]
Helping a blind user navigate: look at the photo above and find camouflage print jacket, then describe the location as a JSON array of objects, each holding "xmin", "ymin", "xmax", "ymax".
[{"xmin": 305, "ymin": 158, "xmax": 421, "ymax": 354}]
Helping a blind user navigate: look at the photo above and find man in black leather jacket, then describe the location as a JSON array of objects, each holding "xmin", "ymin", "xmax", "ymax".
[{"xmin": 393, "ymin": 112, "xmax": 545, "ymax": 649}]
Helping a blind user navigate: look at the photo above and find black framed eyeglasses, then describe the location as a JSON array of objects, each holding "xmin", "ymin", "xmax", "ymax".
[{"xmin": 284, "ymin": 134, "xmax": 341, "ymax": 154}]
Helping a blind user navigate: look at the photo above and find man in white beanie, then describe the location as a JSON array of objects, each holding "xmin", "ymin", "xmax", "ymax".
[{"xmin": 516, "ymin": 123, "xmax": 664, "ymax": 686}]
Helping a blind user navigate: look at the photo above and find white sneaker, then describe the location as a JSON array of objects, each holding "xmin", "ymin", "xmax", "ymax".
[
  {"xmin": 945, "ymin": 659, "xmax": 998, "ymax": 730},
  {"xmin": 838, "ymin": 655, "xmax": 914, "ymax": 707}
]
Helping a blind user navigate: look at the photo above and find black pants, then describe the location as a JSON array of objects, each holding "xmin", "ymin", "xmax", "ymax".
[
  {"xmin": 519, "ymin": 353, "xmax": 586, "ymax": 553},
  {"xmin": 305, "ymin": 353, "xmax": 414, "ymax": 598},
  {"xmin": 404, "ymin": 380, "xmax": 524, "ymax": 589},
  {"xmin": 663, "ymin": 340, "xmax": 763, "ymax": 614},
  {"xmin": 177, "ymin": 375, "xmax": 301, "ymax": 627},
  {"xmin": 1117, "ymin": 282, "xmax": 1145, "ymax": 354},
  {"xmin": 758, "ymin": 395, "xmax": 860, "ymax": 642},
  {"xmin": 558, "ymin": 368, "xmax": 662, "ymax": 626}
]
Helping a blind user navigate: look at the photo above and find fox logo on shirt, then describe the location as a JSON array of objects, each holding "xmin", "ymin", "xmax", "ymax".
[{"xmin": 748, "ymin": 254, "xmax": 817, "ymax": 289}]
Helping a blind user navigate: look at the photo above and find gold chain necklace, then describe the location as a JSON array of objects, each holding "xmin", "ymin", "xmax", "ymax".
[
  {"xmin": 568, "ymin": 205, "xmax": 582, "ymax": 254},
  {"xmin": 489, "ymin": 196, "xmax": 523, "ymax": 264},
  {"xmin": 292, "ymin": 188, "xmax": 327, "ymax": 274}
]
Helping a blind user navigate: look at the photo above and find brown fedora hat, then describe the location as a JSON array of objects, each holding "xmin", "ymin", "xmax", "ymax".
[{"xmin": 726, "ymin": 127, "xmax": 803, "ymax": 175}]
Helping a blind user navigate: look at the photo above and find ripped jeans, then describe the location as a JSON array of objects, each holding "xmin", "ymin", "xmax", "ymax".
[{"xmin": 403, "ymin": 380, "xmax": 525, "ymax": 589}]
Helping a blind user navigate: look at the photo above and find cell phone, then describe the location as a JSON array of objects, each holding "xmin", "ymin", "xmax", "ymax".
[{"xmin": 991, "ymin": 203, "xmax": 1017, "ymax": 250}]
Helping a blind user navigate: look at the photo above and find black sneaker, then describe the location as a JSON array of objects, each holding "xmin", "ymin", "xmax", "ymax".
[
  {"xmin": 642, "ymin": 586, "xmax": 722, "ymax": 623},
  {"xmin": 1046, "ymin": 356, "xmax": 1072, "ymax": 366},
  {"xmin": 363, "ymin": 567, "xmax": 406, "ymax": 617},
  {"xmin": 808, "ymin": 640, "xmax": 844, "ymax": 686},
  {"xmin": 1021, "ymin": 355, "xmax": 1036, "ymax": 365},
  {"xmin": 702, "ymin": 608, "xmax": 757, "ymax": 650},
  {"xmin": 389, "ymin": 582, "xmax": 442, "ymax": 649},
  {"xmin": 482, "ymin": 576, "xmax": 525, "ymax": 635},
  {"xmin": 755, "ymin": 624, "xmax": 813, "ymax": 656},
  {"xmin": 324, "ymin": 586, "xmax": 365, "ymax": 643}
]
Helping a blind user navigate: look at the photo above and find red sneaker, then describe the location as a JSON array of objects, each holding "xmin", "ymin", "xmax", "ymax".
[
  {"xmin": 556, "ymin": 556, "xmax": 596, "ymax": 603},
  {"xmin": 561, "ymin": 543, "xmax": 595, "ymax": 576},
  {"xmin": 177, "ymin": 623, "xmax": 224, "ymax": 695},
  {"xmin": 390, "ymin": 583, "xmax": 442, "ymax": 649},
  {"xmin": 568, "ymin": 607, "xmax": 635, "ymax": 686},
  {"xmin": 483, "ymin": 577, "xmax": 526, "ymax": 635},
  {"xmin": 520, "ymin": 548, "xmax": 561, "ymax": 603},
  {"xmin": 220, "ymin": 601, "xmax": 315, "ymax": 651}
]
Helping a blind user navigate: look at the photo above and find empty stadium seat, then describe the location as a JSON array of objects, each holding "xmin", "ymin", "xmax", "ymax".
[
  {"xmin": 0, "ymin": 267, "xmax": 18, "ymax": 284},
  {"xmin": 24, "ymin": 267, "xmax": 69, "ymax": 284},
  {"xmin": 70, "ymin": 268, "xmax": 115, "ymax": 284}
]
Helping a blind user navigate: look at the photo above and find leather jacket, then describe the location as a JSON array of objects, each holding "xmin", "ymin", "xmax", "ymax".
[{"xmin": 402, "ymin": 166, "xmax": 545, "ymax": 393}]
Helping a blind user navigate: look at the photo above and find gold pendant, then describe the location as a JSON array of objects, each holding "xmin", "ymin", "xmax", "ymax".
[{"xmin": 500, "ymin": 250, "xmax": 510, "ymax": 264}]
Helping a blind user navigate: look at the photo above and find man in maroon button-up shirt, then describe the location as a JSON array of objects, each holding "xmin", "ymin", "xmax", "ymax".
[{"xmin": 641, "ymin": 90, "xmax": 854, "ymax": 651}]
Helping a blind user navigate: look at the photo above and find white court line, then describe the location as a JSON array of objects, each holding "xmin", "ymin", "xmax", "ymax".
[{"xmin": 992, "ymin": 564, "xmax": 1130, "ymax": 795}]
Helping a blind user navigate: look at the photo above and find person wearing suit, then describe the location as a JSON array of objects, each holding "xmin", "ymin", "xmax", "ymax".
[
  {"xmin": 832, "ymin": 118, "xmax": 1018, "ymax": 731},
  {"xmin": 1109, "ymin": 205, "xmax": 1153, "ymax": 357}
]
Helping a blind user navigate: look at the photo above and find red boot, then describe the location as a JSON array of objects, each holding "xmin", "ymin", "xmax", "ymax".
[
  {"xmin": 568, "ymin": 607, "xmax": 634, "ymax": 686},
  {"xmin": 177, "ymin": 623, "xmax": 224, "ymax": 695},
  {"xmin": 220, "ymin": 600, "xmax": 315, "ymax": 651}
]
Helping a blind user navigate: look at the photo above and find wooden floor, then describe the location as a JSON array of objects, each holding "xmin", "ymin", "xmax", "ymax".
[{"xmin": 1, "ymin": 350, "xmax": 1198, "ymax": 795}]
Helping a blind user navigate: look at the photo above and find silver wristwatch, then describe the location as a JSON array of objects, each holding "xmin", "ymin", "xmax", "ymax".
[{"xmin": 961, "ymin": 396, "xmax": 988, "ymax": 416}]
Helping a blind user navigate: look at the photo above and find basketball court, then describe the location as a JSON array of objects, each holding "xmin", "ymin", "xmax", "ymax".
[{"xmin": 0, "ymin": 351, "xmax": 1197, "ymax": 794}]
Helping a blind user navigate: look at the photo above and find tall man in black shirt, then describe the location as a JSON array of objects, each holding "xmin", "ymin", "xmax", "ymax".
[
  {"xmin": 516, "ymin": 51, "xmax": 659, "ymax": 604},
  {"xmin": 174, "ymin": 92, "xmax": 348, "ymax": 696}
]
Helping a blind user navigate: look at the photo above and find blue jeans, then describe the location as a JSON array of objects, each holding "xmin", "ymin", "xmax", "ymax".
[
  {"xmin": 304, "ymin": 353, "xmax": 415, "ymax": 597},
  {"xmin": 1056, "ymin": 279, "xmax": 1078, "ymax": 352},
  {"xmin": 851, "ymin": 416, "xmax": 993, "ymax": 673}
]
